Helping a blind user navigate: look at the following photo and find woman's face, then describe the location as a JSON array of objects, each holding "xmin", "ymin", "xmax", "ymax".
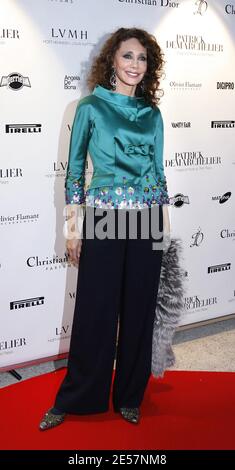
[{"xmin": 113, "ymin": 38, "xmax": 147, "ymax": 92}]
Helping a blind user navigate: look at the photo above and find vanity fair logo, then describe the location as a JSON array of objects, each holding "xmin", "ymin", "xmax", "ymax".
[
  {"xmin": 190, "ymin": 227, "xmax": 204, "ymax": 247},
  {"xmin": 211, "ymin": 120, "xmax": 235, "ymax": 128},
  {"xmin": 0, "ymin": 29, "xmax": 20, "ymax": 45},
  {"xmin": 26, "ymin": 253, "xmax": 69, "ymax": 270},
  {"xmin": 0, "ymin": 73, "xmax": 31, "ymax": 90},
  {"xmin": 169, "ymin": 193, "xmax": 190, "ymax": 207},
  {"xmin": 45, "ymin": 161, "xmax": 67, "ymax": 178},
  {"xmin": 220, "ymin": 228, "xmax": 235, "ymax": 240},
  {"xmin": 208, "ymin": 262, "xmax": 231, "ymax": 274},
  {"xmin": 184, "ymin": 295, "xmax": 217, "ymax": 311},
  {"xmin": 5, "ymin": 124, "xmax": 41, "ymax": 133},
  {"xmin": 171, "ymin": 121, "xmax": 191, "ymax": 128},
  {"xmin": 0, "ymin": 338, "xmax": 27, "ymax": 352},
  {"xmin": 225, "ymin": 3, "xmax": 235, "ymax": 14},
  {"xmin": 212, "ymin": 192, "xmax": 231, "ymax": 203},
  {"xmin": 166, "ymin": 34, "xmax": 223, "ymax": 54},
  {"xmin": 64, "ymin": 74, "xmax": 80, "ymax": 90},
  {"xmin": 169, "ymin": 81, "xmax": 202, "ymax": 91},
  {"xmin": 118, "ymin": 0, "xmax": 179, "ymax": 7},
  {"xmin": 10, "ymin": 296, "xmax": 44, "ymax": 310},
  {"xmin": 166, "ymin": 151, "xmax": 222, "ymax": 169},
  {"xmin": 217, "ymin": 82, "xmax": 234, "ymax": 90},
  {"xmin": 0, "ymin": 213, "xmax": 39, "ymax": 225}
]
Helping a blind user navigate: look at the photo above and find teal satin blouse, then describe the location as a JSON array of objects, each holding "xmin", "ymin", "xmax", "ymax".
[{"xmin": 65, "ymin": 84, "xmax": 169, "ymax": 209}]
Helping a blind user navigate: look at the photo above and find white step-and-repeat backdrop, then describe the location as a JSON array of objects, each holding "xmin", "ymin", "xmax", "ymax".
[{"xmin": 1, "ymin": 0, "xmax": 234, "ymax": 370}]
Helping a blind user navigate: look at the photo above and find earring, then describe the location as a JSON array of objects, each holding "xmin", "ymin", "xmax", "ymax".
[
  {"xmin": 110, "ymin": 67, "xmax": 117, "ymax": 90},
  {"xmin": 140, "ymin": 79, "xmax": 145, "ymax": 92}
]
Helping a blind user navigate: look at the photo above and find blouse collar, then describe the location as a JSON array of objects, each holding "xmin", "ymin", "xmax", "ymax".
[{"xmin": 92, "ymin": 84, "xmax": 147, "ymax": 109}]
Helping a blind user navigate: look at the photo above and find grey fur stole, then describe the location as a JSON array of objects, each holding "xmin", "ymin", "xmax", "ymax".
[{"xmin": 151, "ymin": 238, "xmax": 185, "ymax": 378}]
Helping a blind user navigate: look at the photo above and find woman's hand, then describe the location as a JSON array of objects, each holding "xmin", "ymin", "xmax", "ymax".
[
  {"xmin": 162, "ymin": 204, "xmax": 171, "ymax": 251},
  {"xmin": 66, "ymin": 238, "xmax": 82, "ymax": 267},
  {"xmin": 163, "ymin": 204, "xmax": 170, "ymax": 234}
]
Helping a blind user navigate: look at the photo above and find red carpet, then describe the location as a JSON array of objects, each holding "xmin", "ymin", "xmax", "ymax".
[{"xmin": 0, "ymin": 368, "xmax": 234, "ymax": 450}]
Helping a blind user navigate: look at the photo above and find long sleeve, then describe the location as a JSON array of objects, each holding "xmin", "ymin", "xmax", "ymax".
[
  {"xmin": 154, "ymin": 109, "xmax": 170, "ymax": 205},
  {"xmin": 65, "ymin": 99, "xmax": 91, "ymax": 206}
]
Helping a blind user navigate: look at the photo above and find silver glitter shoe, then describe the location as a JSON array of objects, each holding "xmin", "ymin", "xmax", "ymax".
[
  {"xmin": 39, "ymin": 408, "xmax": 66, "ymax": 431},
  {"xmin": 119, "ymin": 407, "xmax": 140, "ymax": 424}
]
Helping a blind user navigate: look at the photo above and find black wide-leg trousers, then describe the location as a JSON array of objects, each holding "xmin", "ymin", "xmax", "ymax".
[{"xmin": 55, "ymin": 206, "xmax": 163, "ymax": 414}]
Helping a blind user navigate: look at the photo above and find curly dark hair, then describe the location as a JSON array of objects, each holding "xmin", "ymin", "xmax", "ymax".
[{"xmin": 87, "ymin": 27, "xmax": 165, "ymax": 107}]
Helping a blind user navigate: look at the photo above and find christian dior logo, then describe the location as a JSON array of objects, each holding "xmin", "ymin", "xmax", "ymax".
[
  {"xmin": 190, "ymin": 227, "xmax": 204, "ymax": 247},
  {"xmin": 27, "ymin": 254, "xmax": 68, "ymax": 269},
  {"xmin": 225, "ymin": 4, "xmax": 235, "ymax": 14},
  {"xmin": 48, "ymin": 0, "xmax": 74, "ymax": 3},
  {"xmin": 194, "ymin": 0, "xmax": 208, "ymax": 15},
  {"xmin": 0, "ymin": 73, "xmax": 31, "ymax": 90},
  {"xmin": 118, "ymin": 0, "xmax": 179, "ymax": 7},
  {"xmin": 220, "ymin": 229, "xmax": 235, "ymax": 239}
]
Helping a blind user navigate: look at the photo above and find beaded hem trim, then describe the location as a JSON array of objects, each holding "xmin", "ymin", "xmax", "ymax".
[{"xmin": 65, "ymin": 174, "xmax": 170, "ymax": 208}]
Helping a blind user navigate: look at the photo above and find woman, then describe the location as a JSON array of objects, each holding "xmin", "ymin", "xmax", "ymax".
[{"xmin": 39, "ymin": 27, "xmax": 170, "ymax": 430}]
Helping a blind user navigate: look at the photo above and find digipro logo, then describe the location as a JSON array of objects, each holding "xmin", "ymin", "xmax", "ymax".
[
  {"xmin": 0, "ymin": 73, "xmax": 31, "ymax": 90},
  {"xmin": 217, "ymin": 81, "xmax": 234, "ymax": 90}
]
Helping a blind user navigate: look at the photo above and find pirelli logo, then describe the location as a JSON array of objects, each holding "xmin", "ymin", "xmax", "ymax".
[
  {"xmin": 10, "ymin": 296, "xmax": 44, "ymax": 310},
  {"xmin": 211, "ymin": 120, "xmax": 235, "ymax": 128},
  {"xmin": 5, "ymin": 124, "xmax": 41, "ymax": 133},
  {"xmin": 208, "ymin": 263, "xmax": 231, "ymax": 274}
]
